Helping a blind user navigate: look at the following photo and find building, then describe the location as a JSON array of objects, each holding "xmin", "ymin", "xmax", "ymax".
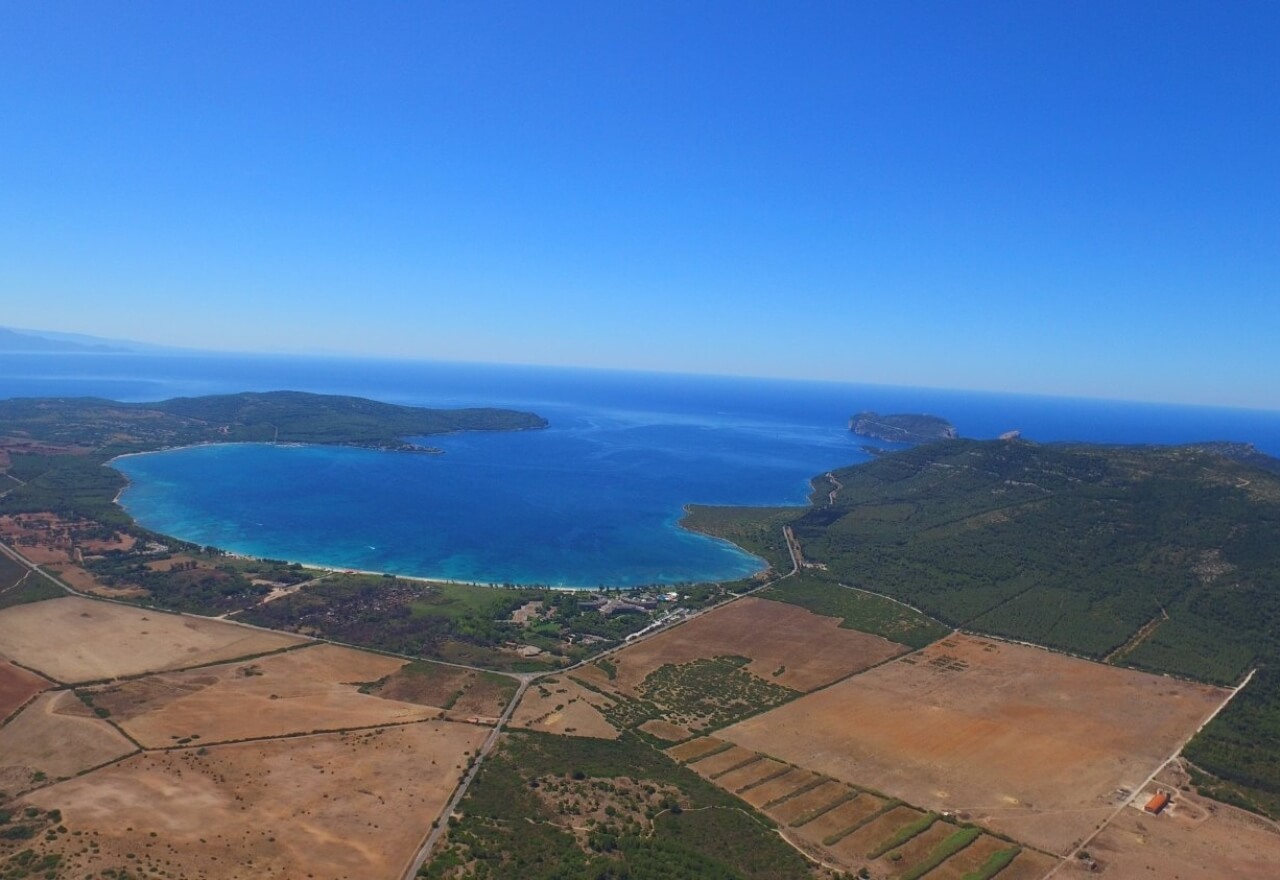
[{"xmin": 1144, "ymin": 791, "xmax": 1171, "ymax": 814}]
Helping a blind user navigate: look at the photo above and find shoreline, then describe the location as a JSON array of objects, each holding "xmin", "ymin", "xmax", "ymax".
[{"xmin": 108, "ymin": 445, "xmax": 768, "ymax": 592}]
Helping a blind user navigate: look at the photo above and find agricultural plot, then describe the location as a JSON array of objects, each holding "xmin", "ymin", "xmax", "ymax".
[
  {"xmin": 0, "ymin": 658, "xmax": 48, "ymax": 721},
  {"xmin": 21, "ymin": 721, "xmax": 487, "ymax": 880},
  {"xmin": 722, "ymin": 633, "xmax": 1227, "ymax": 854},
  {"xmin": 510, "ymin": 675, "xmax": 619, "ymax": 739},
  {"xmin": 578, "ymin": 596, "xmax": 904, "ymax": 695},
  {"xmin": 0, "ymin": 690, "xmax": 137, "ymax": 794},
  {"xmin": 0, "ymin": 596, "xmax": 304, "ymax": 683},
  {"xmin": 676, "ymin": 735, "xmax": 1036, "ymax": 880},
  {"xmin": 921, "ymin": 834, "xmax": 1021, "ymax": 880},
  {"xmin": 85, "ymin": 643, "xmax": 446, "ymax": 747}
]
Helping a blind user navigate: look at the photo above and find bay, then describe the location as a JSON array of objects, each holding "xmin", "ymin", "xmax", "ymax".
[{"xmin": 4, "ymin": 353, "xmax": 1280, "ymax": 587}]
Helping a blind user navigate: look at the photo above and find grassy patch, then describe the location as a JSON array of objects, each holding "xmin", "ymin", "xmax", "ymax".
[
  {"xmin": 900, "ymin": 825, "xmax": 981, "ymax": 880},
  {"xmin": 866, "ymin": 812, "xmax": 939, "ymax": 859},
  {"xmin": 760, "ymin": 575, "xmax": 949, "ymax": 649},
  {"xmin": 423, "ymin": 730, "xmax": 818, "ymax": 879},
  {"xmin": 961, "ymin": 846, "xmax": 1020, "ymax": 880},
  {"xmin": 0, "ymin": 567, "xmax": 64, "ymax": 611}
]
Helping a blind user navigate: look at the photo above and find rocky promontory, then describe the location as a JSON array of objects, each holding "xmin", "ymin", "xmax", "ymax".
[{"xmin": 849, "ymin": 411, "xmax": 958, "ymax": 444}]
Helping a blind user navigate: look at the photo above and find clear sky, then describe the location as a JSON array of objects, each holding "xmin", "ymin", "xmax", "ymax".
[{"xmin": 2, "ymin": 2, "xmax": 1277, "ymax": 409}]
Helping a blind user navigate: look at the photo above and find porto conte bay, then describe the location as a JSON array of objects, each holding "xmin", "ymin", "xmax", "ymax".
[{"xmin": 7, "ymin": 353, "xmax": 1280, "ymax": 588}]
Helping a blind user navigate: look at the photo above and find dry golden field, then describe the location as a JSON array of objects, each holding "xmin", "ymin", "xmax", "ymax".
[
  {"xmin": 721, "ymin": 633, "xmax": 1227, "ymax": 854},
  {"xmin": 87, "ymin": 643, "xmax": 445, "ymax": 747},
  {"xmin": 24, "ymin": 722, "xmax": 487, "ymax": 880},
  {"xmin": 0, "ymin": 596, "xmax": 304, "ymax": 682}
]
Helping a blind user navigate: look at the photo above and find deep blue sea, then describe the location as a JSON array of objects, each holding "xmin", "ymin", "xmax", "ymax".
[{"xmin": 4, "ymin": 352, "xmax": 1280, "ymax": 588}]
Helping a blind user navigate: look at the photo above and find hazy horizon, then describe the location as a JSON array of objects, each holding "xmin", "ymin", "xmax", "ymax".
[{"xmin": 3, "ymin": 3, "xmax": 1277, "ymax": 409}]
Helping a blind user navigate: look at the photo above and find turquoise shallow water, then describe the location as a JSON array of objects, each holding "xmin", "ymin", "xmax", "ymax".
[{"xmin": 6, "ymin": 353, "xmax": 1280, "ymax": 587}]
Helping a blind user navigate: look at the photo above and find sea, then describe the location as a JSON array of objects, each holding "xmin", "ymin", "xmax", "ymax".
[{"xmin": 4, "ymin": 352, "xmax": 1280, "ymax": 588}]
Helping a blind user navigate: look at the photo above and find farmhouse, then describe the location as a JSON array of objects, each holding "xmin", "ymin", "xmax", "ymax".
[{"xmin": 1144, "ymin": 791, "xmax": 1171, "ymax": 814}]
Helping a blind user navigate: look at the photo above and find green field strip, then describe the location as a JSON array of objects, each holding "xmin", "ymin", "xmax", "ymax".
[
  {"xmin": 790, "ymin": 787, "xmax": 859, "ymax": 827},
  {"xmin": 866, "ymin": 810, "xmax": 940, "ymax": 859},
  {"xmin": 899, "ymin": 825, "xmax": 981, "ymax": 880},
  {"xmin": 960, "ymin": 845, "xmax": 1020, "ymax": 880}
]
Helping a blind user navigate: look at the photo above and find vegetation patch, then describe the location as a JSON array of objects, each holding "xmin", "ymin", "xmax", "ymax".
[
  {"xmin": 899, "ymin": 824, "xmax": 981, "ymax": 880},
  {"xmin": 637, "ymin": 657, "xmax": 798, "ymax": 732},
  {"xmin": 423, "ymin": 730, "xmax": 820, "ymax": 879},
  {"xmin": 961, "ymin": 846, "xmax": 1020, "ymax": 880},
  {"xmin": 866, "ymin": 811, "xmax": 939, "ymax": 859},
  {"xmin": 761, "ymin": 574, "xmax": 949, "ymax": 649}
]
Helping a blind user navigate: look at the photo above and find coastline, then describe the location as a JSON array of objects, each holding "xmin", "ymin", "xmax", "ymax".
[{"xmin": 109, "ymin": 444, "xmax": 767, "ymax": 591}]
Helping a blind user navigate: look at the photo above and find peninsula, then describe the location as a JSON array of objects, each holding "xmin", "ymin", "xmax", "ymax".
[
  {"xmin": 0, "ymin": 390, "xmax": 547, "ymax": 454},
  {"xmin": 849, "ymin": 410, "xmax": 958, "ymax": 444}
]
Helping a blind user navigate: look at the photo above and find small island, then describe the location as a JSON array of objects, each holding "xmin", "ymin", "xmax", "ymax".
[{"xmin": 849, "ymin": 410, "xmax": 958, "ymax": 444}]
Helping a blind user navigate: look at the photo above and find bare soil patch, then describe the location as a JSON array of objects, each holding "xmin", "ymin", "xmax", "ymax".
[
  {"xmin": 637, "ymin": 718, "xmax": 692, "ymax": 741},
  {"xmin": 722, "ymin": 633, "xmax": 1226, "ymax": 854},
  {"xmin": 23, "ymin": 721, "xmax": 486, "ymax": 880},
  {"xmin": 1060, "ymin": 763, "xmax": 1280, "ymax": 879},
  {"xmin": 665, "ymin": 735, "xmax": 726, "ymax": 763},
  {"xmin": 828, "ymin": 805, "xmax": 925, "ymax": 859},
  {"xmin": 739, "ymin": 767, "xmax": 820, "ymax": 809},
  {"xmin": 91, "ymin": 644, "xmax": 444, "ymax": 747},
  {"xmin": 510, "ymin": 676, "xmax": 618, "ymax": 739},
  {"xmin": 997, "ymin": 849, "xmax": 1060, "ymax": 880},
  {"xmin": 578, "ymin": 597, "xmax": 904, "ymax": 695},
  {"xmin": 797, "ymin": 793, "xmax": 887, "ymax": 846},
  {"xmin": 687, "ymin": 744, "xmax": 758, "ymax": 778},
  {"xmin": 0, "ymin": 658, "xmax": 48, "ymax": 721},
  {"xmin": 770, "ymin": 780, "xmax": 851, "ymax": 826},
  {"xmin": 0, "ymin": 690, "xmax": 136, "ymax": 794},
  {"xmin": 0, "ymin": 596, "xmax": 304, "ymax": 682},
  {"xmin": 715, "ymin": 757, "xmax": 789, "ymax": 793},
  {"xmin": 46, "ymin": 562, "xmax": 148, "ymax": 597}
]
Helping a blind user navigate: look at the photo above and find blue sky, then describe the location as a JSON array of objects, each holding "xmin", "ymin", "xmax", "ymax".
[{"xmin": 2, "ymin": 2, "xmax": 1277, "ymax": 408}]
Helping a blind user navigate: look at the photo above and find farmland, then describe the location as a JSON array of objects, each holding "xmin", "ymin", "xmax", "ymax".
[
  {"xmin": 22, "ymin": 722, "xmax": 487, "ymax": 880},
  {"xmin": 697, "ymin": 439, "xmax": 1280, "ymax": 820},
  {"xmin": 721, "ymin": 633, "xmax": 1227, "ymax": 854},
  {"xmin": 576, "ymin": 596, "xmax": 906, "ymax": 695},
  {"xmin": 0, "ymin": 595, "xmax": 304, "ymax": 683},
  {"xmin": 0, "ymin": 589, "xmax": 499, "ymax": 879},
  {"xmin": 0, "ymin": 659, "xmax": 47, "ymax": 722},
  {"xmin": 84, "ymin": 644, "xmax": 450, "ymax": 747},
  {"xmin": 669, "ymin": 734, "xmax": 1058, "ymax": 879},
  {"xmin": 0, "ymin": 690, "xmax": 138, "ymax": 795},
  {"xmin": 6, "ymin": 408, "xmax": 1280, "ymax": 878}
]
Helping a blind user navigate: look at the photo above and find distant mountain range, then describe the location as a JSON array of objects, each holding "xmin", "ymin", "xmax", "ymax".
[{"xmin": 0, "ymin": 326, "xmax": 173, "ymax": 354}]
